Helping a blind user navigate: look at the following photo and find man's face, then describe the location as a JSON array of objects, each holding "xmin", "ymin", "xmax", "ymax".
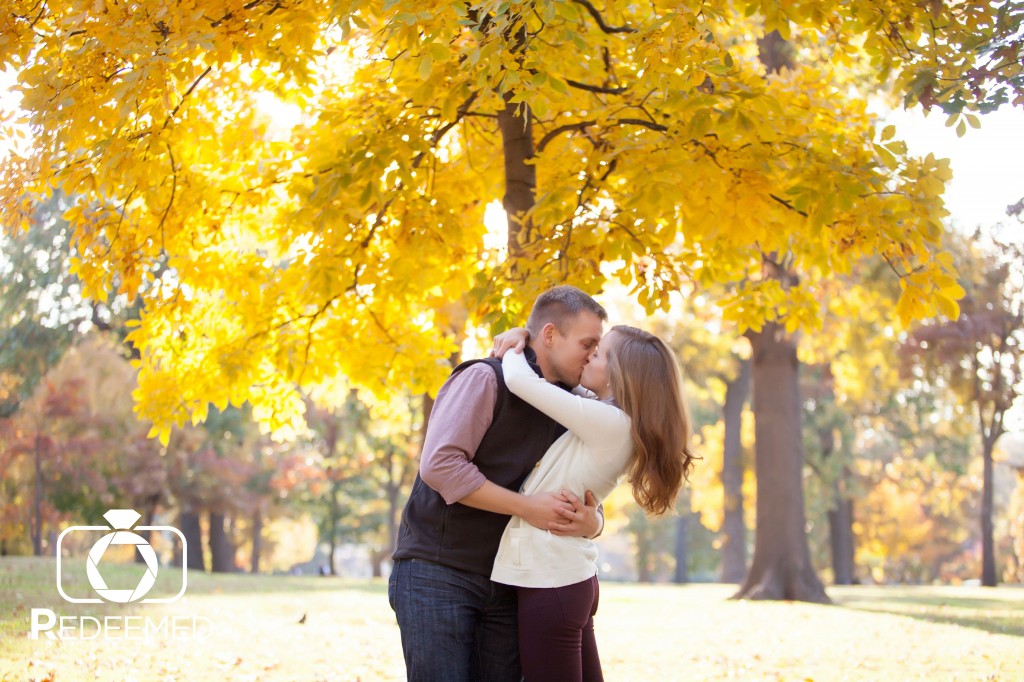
[{"xmin": 544, "ymin": 311, "xmax": 604, "ymax": 386}]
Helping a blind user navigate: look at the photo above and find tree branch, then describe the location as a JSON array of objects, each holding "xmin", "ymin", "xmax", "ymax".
[
  {"xmin": 538, "ymin": 121, "xmax": 594, "ymax": 151},
  {"xmin": 572, "ymin": 0, "xmax": 636, "ymax": 33},
  {"xmin": 537, "ymin": 117, "xmax": 668, "ymax": 151},
  {"xmin": 163, "ymin": 66, "xmax": 212, "ymax": 130},
  {"xmin": 356, "ymin": 92, "xmax": 479, "ymax": 249},
  {"xmin": 157, "ymin": 144, "xmax": 178, "ymax": 250},
  {"xmin": 359, "ymin": 292, "xmax": 400, "ymax": 346},
  {"xmin": 688, "ymin": 139, "xmax": 725, "ymax": 169},
  {"xmin": 565, "ymin": 78, "xmax": 627, "ymax": 95},
  {"xmin": 768, "ymin": 193, "xmax": 808, "ymax": 218},
  {"xmin": 614, "ymin": 117, "xmax": 667, "ymax": 131}
]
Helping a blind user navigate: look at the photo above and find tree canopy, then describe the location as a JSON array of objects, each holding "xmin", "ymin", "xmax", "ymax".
[{"xmin": 2, "ymin": 1, "xmax": 1000, "ymax": 437}]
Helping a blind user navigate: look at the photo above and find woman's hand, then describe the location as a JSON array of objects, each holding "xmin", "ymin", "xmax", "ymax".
[{"xmin": 489, "ymin": 327, "xmax": 529, "ymax": 358}]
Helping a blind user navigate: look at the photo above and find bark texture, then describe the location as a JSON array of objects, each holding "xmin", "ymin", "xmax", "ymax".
[{"xmin": 734, "ymin": 325, "xmax": 829, "ymax": 603}]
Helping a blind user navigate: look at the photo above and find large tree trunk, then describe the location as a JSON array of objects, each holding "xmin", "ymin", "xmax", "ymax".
[
  {"xmin": 982, "ymin": 438, "xmax": 997, "ymax": 586},
  {"xmin": 828, "ymin": 483, "xmax": 855, "ymax": 585},
  {"xmin": 174, "ymin": 509, "xmax": 206, "ymax": 572},
  {"xmin": 209, "ymin": 512, "xmax": 236, "ymax": 573},
  {"xmin": 720, "ymin": 358, "xmax": 750, "ymax": 583},
  {"xmin": 497, "ymin": 96, "xmax": 535, "ymax": 267},
  {"xmin": 734, "ymin": 325, "xmax": 829, "ymax": 603}
]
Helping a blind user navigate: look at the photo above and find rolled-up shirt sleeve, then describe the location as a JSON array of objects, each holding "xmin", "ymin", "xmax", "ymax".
[{"xmin": 419, "ymin": 363, "xmax": 498, "ymax": 504}]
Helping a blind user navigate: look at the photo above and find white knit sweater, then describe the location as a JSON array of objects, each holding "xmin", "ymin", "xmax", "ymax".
[{"xmin": 490, "ymin": 350, "xmax": 633, "ymax": 588}]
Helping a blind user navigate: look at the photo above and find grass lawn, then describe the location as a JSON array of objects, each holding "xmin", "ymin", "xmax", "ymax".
[{"xmin": 1, "ymin": 556, "xmax": 1022, "ymax": 681}]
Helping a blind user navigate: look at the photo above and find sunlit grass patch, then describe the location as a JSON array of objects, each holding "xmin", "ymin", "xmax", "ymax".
[{"xmin": 1, "ymin": 558, "xmax": 1021, "ymax": 681}]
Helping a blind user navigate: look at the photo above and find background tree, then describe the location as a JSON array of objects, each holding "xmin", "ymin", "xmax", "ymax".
[
  {"xmin": 0, "ymin": 191, "xmax": 82, "ymax": 420},
  {"xmin": 6, "ymin": 376, "xmax": 92, "ymax": 556},
  {"xmin": 800, "ymin": 363, "xmax": 858, "ymax": 585},
  {"xmin": 901, "ymin": 233, "xmax": 1024, "ymax": 586},
  {"xmin": 0, "ymin": 190, "xmax": 156, "ymax": 556},
  {"xmin": 655, "ymin": 304, "xmax": 753, "ymax": 585},
  {"xmin": 1003, "ymin": 449, "xmax": 1024, "ymax": 583},
  {"xmin": 243, "ymin": 433, "xmax": 310, "ymax": 574},
  {"xmin": 625, "ymin": 506, "xmax": 675, "ymax": 583},
  {"xmin": 853, "ymin": 385, "xmax": 978, "ymax": 584},
  {"xmin": 361, "ymin": 393, "xmax": 423, "ymax": 577},
  {"xmin": 299, "ymin": 388, "xmax": 422, "ymax": 576},
  {"xmin": 602, "ymin": 293, "xmax": 743, "ymax": 583},
  {"xmin": 5, "ymin": 334, "xmax": 144, "ymax": 555},
  {"xmin": 301, "ymin": 391, "xmax": 369, "ymax": 575}
]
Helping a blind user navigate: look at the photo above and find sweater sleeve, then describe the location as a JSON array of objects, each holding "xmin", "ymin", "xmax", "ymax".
[
  {"xmin": 418, "ymin": 363, "xmax": 496, "ymax": 504},
  {"xmin": 502, "ymin": 350, "xmax": 628, "ymax": 449}
]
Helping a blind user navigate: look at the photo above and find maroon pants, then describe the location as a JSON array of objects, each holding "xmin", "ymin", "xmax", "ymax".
[{"xmin": 517, "ymin": 576, "xmax": 604, "ymax": 682}]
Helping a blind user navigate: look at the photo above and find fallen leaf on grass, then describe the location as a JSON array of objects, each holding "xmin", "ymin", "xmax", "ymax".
[{"xmin": 24, "ymin": 662, "xmax": 55, "ymax": 682}]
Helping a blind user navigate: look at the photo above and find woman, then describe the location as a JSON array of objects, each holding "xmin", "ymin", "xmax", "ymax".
[{"xmin": 489, "ymin": 325, "xmax": 696, "ymax": 682}]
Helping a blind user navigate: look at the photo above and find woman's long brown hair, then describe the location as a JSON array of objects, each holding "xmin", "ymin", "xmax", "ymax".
[{"xmin": 606, "ymin": 325, "xmax": 696, "ymax": 516}]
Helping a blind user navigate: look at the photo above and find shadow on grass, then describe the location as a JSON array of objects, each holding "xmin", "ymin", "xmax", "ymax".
[
  {"xmin": 843, "ymin": 605, "xmax": 1024, "ymax": 637},
  {"xmin": 837, "ymin": 590, "xmax": 1021, "ymax": 610},
  {"xmin": 834, "ymin": 589, "xmax": 1024, "ymax": 638}
]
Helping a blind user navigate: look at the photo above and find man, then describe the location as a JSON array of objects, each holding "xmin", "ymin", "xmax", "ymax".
[{"xmin": 389, "ymin": 285, "xmax": 607, "ymax": 682}]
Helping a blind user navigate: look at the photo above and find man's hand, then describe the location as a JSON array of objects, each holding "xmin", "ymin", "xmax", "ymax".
[
  {"xmin": 548, "ymin": 490, "xmax": 602, "ymax": 538},
  {"xmin": 518, "ymin": 491, "xmax": 577, "ymax": 530},
  {"xmin": 489, "ymin": 327, "xmax": 529, "ymax": 358}
]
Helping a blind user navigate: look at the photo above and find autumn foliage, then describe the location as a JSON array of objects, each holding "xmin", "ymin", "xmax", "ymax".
[{"xmin": 1, "ymin": 1, "xmax": 997, "ymax": 439}]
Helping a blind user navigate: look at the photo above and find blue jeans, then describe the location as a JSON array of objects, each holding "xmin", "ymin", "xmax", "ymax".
[{"xmin": 388, "ymin": 558, "xmax": 521, "ymax": 682}]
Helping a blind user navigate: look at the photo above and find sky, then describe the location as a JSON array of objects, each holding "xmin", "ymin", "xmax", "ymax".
[{"xmin": 879, "ymin": 104, "xmax": 1024, "ymax": 238}]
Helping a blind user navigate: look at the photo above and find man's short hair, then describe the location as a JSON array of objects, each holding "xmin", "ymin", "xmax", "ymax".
[{"xmin": 525, "ymin": 285, "xmax": 608, "ymax": 337}]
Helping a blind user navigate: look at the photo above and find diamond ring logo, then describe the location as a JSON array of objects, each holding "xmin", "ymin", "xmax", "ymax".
[{"xmin": 56, "ymin": 509, "xmax": 188, "ymax": 604}]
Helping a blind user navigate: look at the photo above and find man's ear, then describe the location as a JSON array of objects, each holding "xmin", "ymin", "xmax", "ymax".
[{"xmin": 540, "ymin": 322, "xmax": 558, "ymax": 346}]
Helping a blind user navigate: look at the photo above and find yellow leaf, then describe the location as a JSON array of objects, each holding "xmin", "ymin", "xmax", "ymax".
[
  {"xmin": 940, "ymin": 282, "xmax": 967, "ymax": 300},
  {"xmin": 936, "ymin": 294, "xmax": 960, "ymax": 320},
  {"xmin": 418, "ymin": 53, "xmax": 433, "ymax": 79}
]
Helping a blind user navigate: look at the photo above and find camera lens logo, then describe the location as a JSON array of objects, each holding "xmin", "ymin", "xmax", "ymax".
[{"xmin": 56, "ymin": 509, "xmax": 188, "ymax": 604}]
